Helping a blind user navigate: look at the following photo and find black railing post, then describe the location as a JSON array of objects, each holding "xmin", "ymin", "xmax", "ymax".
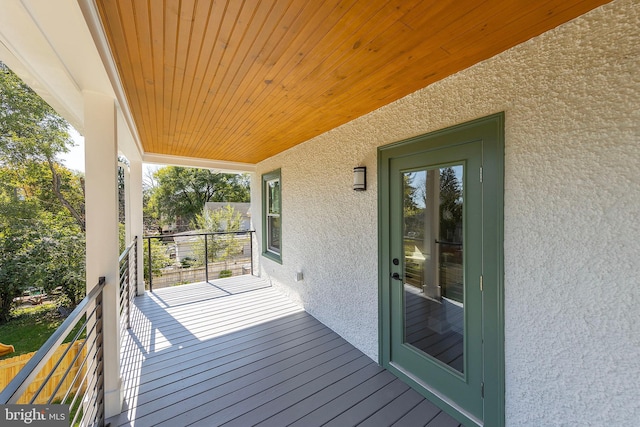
[
  {"xmin": 95, "ymin": 282, "xmax": 105, "ymax": 426},
  {"xmin": 204, "ymin": 233, "xmax": 209, "ymax": 283},
  {"xmin": 140, "ymin": 230, "xmax": 255, "ymax": 287},
  {"xmin": 250, "ymin": 231, "xmax": 254, "ymax": 276},
  {"xmin": 147, "ymin": 237, "xmax": 153, "ymax": 292}
]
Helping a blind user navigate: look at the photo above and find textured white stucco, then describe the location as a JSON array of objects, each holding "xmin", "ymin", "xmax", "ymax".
[{"xmin": 253, "ymin": 0, "xmax": 640, "ymax": 425}]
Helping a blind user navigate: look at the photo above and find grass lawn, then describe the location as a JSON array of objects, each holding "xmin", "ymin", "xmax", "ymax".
[{"xmin": 0, "ymin": 302, "xmax": 65, "ymax": 360}]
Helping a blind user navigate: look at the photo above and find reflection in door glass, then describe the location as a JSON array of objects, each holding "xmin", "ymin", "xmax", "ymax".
[{"xmin": 402, "ymin": 165, "xmax": 464, "ymax": 373}]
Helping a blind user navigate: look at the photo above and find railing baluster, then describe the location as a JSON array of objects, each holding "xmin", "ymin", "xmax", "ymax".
[
  {"xmin": 205, "ymin": 233, "xmax": 209, "ymax": 283},
  {"xmin": 126, "ymin": 253, "xmax": 131, "ymax": 329},
  {"xmin": 250, "ymin": 230, "xmax": 254, "ymax": 276},
  {"xmin": 134, "ymin": 237, "xmax": 138, "ymax": 296},
  {"xmin": 147, "ymin": 236, "xmax": 153, "ymax": 292},
  {"xmin": 1, "ymin": 235, "xmax": 138, "ymax": 426},
  {"xmin": 95, "ymin": 288, "xmax": 105, "ymax": 427},
  {"xmin": 142, "ymin": 230, "xmax": 256, "ymax": 288},
  {"xmin": 0, "ymin": 277, "xmax": 106, "ymax": 427}
]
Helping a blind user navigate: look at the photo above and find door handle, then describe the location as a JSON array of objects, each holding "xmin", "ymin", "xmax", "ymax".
[{"xmin": 390, "ymin": 272, "xmax": 402, "ymax": 281}]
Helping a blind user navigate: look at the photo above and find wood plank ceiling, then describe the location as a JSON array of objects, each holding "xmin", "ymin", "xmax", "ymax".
[{"xmin": 96, "ymin": 0, "xmax": 610, "ymax": 164}]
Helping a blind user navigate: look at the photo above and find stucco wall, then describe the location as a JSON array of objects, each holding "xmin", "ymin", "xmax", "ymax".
[{"xmin": 253, "ymin": 0, "xmax": 639, "ymax": 425}]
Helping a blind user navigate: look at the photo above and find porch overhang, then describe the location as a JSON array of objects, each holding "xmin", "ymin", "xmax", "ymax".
[{"xmin": 0, "ymin": 0, "xmax": 612, "ymax": 168}]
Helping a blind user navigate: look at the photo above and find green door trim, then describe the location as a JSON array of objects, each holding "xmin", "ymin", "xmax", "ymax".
[{"xmin": 378, "ymin": 113, "xmax": 504, "ymax": 427}]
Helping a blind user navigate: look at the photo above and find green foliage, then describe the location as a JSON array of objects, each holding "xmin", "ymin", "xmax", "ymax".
[
  {"xmin": 143, "ymin": 238, "xmax": 172, "ymax": 282},
  {"xmin": 147, "ymin": 166, "xmax": 249, "ymax": 231},
  {"xmin": 0, "ymin": 62, "xmax": 86, "ymax": 322},
  {"xmin": 0, "ymin": 302, "xmax": 62, "ymax": 359},
  {"xmin": 36, "ymin": 215, "xmax": 86, "ymax": 306},
  {"xmin": 0, "ymin": 62, "xmax": 84, "ymax": 231},
  {"xmin": 0, "ymin": 193, "xmax": 44, "ymax": 322},
  {"xmin": 0, "ymin": 63, "xmax": 69, "ymax": 165},
  {"xmin": 194, "ymin": 204, "xmax": 243, "ymax": 232},
  {"xmin": 219, "ymin": 270, "xmax": 232, "ymax": 279},
  {"xmin": 0, "ymin": 188, "xmax": 86, "ymax": 321},
  {"xmin": 402, "ymin": 167, "xmax": 462, "ymax": 242},
  {"xmin": 180, "ymin": 257, "xmax": 197, "ymax": 268},
  {"xmin": 403, "ymin": 173, "xmax": 420, "ymax": 218},
  {"xmin": 438, "ymin": 167, "xmax": 463, "ymax": 242},
  {"xmin": 0, "ymin": 303, "xmax": 86, "ymax": 359},
  {"xmin": 119, "ymin": 222, "xmax": 126, "ymax": 254},
  {"xmin": 194, "ymin": 205, "xmax": 245, "ymax": 265}
]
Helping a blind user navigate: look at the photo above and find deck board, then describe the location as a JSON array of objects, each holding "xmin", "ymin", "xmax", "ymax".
[{"xmin": 108, "ymin": 276, "xmax": 462, "ymax": 426}]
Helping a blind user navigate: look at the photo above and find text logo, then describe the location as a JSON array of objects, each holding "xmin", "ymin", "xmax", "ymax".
[{"xmin": 1, "ymin": 405, "xmax": 69, "ymax": 426}]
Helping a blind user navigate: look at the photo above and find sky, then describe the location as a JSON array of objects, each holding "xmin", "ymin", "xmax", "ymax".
[
  {"xmin": 60, "ymin": 127, "xmax": 86, "ymax": 172},
  {"xmin": 60, "ymin": 127, "xmax": 161, "ymax": 177}
]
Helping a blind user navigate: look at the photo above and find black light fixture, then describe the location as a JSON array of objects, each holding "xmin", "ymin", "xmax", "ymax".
[{"xmin": 353, "ymin": 166, "xmax": 366, "ymax": 191}]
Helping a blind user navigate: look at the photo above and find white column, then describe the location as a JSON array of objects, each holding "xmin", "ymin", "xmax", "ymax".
[
  {"xmin": 128, "ymin": 157, "xmax": 145, "ymax": 295},
  {"xmin": 83, "ymin": 91, "xmax": 122, "ymax": 418}
]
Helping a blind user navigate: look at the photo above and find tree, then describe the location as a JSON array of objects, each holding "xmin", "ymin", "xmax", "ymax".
[
  {"xmin": 0, "ymin": 193, "xmax": 44, "ymax": 322},
  {"xmin": 0, "ymin": 62, "xmax": 86, "ymax": 319},
  {"xmin": 193, "ymin": 205, "xmax": 244, "ymax": 268},
  {"xmin": 35, "ymin": 214, "xmax": 86, "ymax": 306},
  {"xmin": 8, "ymin": 161, "xmax": 84, "ymax": 220},
  {"xmin": 0, "ymin": 166, "xmax": 86, "ymax": 320},
  {"xmin": 142, "ymin": 166, "xmax": 161, "ymax": 233},
  {"xmin": 0, "ymin": 62, "xmax": 84, "ymax": 230},
  {"xmin": 142, "ymin": 238, "xmax": 172, "ymax": 283},
  {"xmin": 438, "ymin": 167, "xmax": 463, "ymax": 243},
  {"xmin": 403, "ymin": 172, "xmax": 424, "ymax": 238},
  {"xmin": 147, "ymin": 166, "xmax": 250, "ymax": 231}
]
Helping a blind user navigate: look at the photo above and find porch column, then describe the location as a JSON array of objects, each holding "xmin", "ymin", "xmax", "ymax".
[
  {"xmin": 84, "ymin": 91, "xmax": 122, "ymax": 417},
  {"xmin": 423, "ymin": 169, "xmax": 441, "ymax": 299},
  {"xmin": 128, "ymin": 156, "xmax": 145, "ymax": 295}
]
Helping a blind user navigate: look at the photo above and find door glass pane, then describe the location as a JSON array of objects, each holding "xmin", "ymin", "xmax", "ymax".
[{"xmin": 402, "ymin": 165, "xmax": 464, "ymax": 373}]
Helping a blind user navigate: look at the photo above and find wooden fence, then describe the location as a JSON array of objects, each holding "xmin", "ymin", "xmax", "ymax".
[
  {"xmin": 0, "ymin": 340, "xmax": 86, "ymax": 404},
  {"xmin": 152, "ymin": 257, "xmax": 252, "ymax": 289}
]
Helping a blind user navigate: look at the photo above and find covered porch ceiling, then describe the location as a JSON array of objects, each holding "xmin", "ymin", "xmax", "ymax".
[{"xmin": 96, "ymin": 0, "xmax": 610, "ymax": 165}]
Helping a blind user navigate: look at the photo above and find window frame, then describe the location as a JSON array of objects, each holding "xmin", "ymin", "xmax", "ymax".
[{"xmin": 261, "ymin": 169, "xmax": 282, "ymax": 263}]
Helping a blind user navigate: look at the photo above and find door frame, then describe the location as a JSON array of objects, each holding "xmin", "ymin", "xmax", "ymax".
[{"xmin": 378, "ymin": 113, "xmax": 505, "ymax": 427}]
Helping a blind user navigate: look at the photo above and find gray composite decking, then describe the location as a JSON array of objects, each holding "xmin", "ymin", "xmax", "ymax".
[{"xmin": 107, "ymin": 276, "xmax": 462, "ymax": 427}]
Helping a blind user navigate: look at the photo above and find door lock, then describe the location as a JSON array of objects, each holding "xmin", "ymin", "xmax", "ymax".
[{"xmin": 390, "ymin": 272, "xmax": 402, "ymax": 281}]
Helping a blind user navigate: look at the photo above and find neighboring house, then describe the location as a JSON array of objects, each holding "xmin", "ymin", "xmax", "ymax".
[
  {"xmin": 160, "ymin": 202, "xmax": 250, "ymax": 234},
  {"xmin": 159, "ymin": 216, "xmax": 191, "ymax": 234},
  {"xmin": 0, "ymin": 1, "xmax": 637, "ymax": 426},
  {"xmin": 204, "ymin": 202, "xmax": 252, "ymax": 231},
  {"xmin": 169, "ymin": 203, "xmax": 251, "ymax": 264},
  {"xmin": 167, "ymin": 231, "xmax": 200, "ymax": 265}
]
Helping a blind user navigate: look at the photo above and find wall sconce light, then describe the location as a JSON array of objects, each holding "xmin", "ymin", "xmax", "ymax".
[{"xmin": 353, "ymin": 166, "xmax": 366, "ymax": 191}]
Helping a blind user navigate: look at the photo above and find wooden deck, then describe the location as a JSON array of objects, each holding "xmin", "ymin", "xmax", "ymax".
[{"xmin": 107, "ymin": 276, "xmax": 462, "ymax": 427}]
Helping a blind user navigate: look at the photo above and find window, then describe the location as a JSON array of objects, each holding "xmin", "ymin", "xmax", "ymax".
[{"xmin": 262, "ymin": 169, "xmax": 281, "ymax": 263}]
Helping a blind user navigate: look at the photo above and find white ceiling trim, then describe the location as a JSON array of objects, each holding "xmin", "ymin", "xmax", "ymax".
[
  {"xmin": 0, "ymin": 0, "xmax": 84, "ymax": 131},
  {"xmin": 78, "ymin": 0, "xmax": 145, "ymax": 160},
  {"xmin": 142, "ymin": 153, "xmax": 256, "ymax": 174}
]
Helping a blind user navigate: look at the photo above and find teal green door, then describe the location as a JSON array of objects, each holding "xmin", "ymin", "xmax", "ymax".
[{"xmin": 379, "ymin": 114, "xmax": 504, "ymax": 426}]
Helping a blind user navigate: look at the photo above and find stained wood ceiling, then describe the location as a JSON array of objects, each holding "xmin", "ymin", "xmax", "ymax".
[{"xmin": 96, "ymin": 0, "xmax": 610, "ymax": 164}]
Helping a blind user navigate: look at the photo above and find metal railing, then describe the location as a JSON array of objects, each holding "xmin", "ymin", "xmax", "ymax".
[
  {"xmin": 0, "ymin": 277, "xmax": 107, "ymax": 426},
  {"xmin": 118, "ymin": 237, "xmax": 138, "ymax": 332},
  {"xmin": 144, "ymin": 230, "xmax": 255, "ymax": 292}
]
